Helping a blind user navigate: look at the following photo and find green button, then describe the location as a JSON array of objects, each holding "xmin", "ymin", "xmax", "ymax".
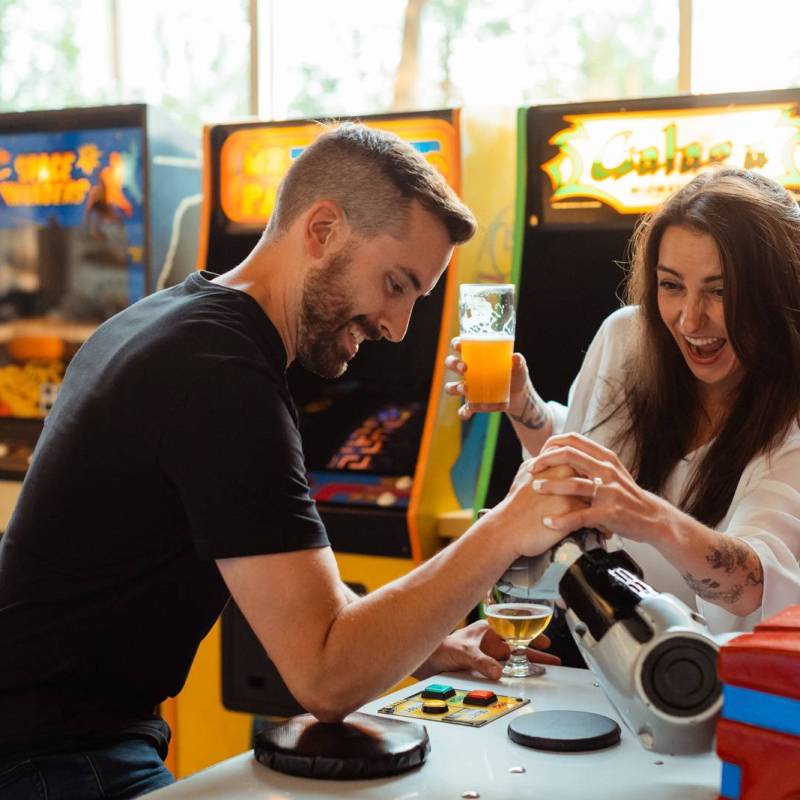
[{"xmin": 421, "ymin": 683, "xmax": 456, "ymax": 700}]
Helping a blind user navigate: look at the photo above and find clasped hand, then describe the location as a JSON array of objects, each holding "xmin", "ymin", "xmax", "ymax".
[
  {"xmin": 489, "ymin": 459, "xmax": 590, "ymax": 558},
  {"xmin": 526, "ymin": 432, "xmax": 671, "ymax": 545}
]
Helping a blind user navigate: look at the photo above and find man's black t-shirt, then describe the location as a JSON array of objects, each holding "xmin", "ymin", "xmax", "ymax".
[{"xmin": 0, "ymin": 272, "xmax": 329, "ymax": 756}]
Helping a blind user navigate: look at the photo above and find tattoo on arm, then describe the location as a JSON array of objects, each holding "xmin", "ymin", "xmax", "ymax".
[
  {"xmin": 681, "ymin": 573, "xmax": 745, "ymax": 605},
  {"xmin": 508, "ymin": 387, "xmax": 548, "ymax": 430},
  {"xmin": 705, "ymin": 541, "xmax": 750, "ymax": 572},
  {"xmin": 681, "ymin": 539, "xmax": 764, "ymax": 606}
]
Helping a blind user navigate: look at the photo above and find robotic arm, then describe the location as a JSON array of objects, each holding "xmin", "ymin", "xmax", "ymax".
[
  {"xmin": 559, "ymin": 545, "xmax": 721, "ymax": 754},
  {"xmin": 497, "ymin": 530, "xmax": 722, "ymax": 754}
]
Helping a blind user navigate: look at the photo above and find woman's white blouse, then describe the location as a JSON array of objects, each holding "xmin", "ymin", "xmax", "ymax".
[{"xmin": 546, "ymin": 305, "xmax": 800, "ymax": 634}]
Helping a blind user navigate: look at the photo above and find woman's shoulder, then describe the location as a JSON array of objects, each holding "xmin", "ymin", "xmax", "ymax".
[
  {"xmin": 597, "ymin": 305, "xmax": 640, "ymax": 339},
  {"xmin": 740, "ymin": 418, "xmax": 800, "ymax": 489},
  {"xmin": 770, "ymin": 419, "xmax": 800, "ymax": 461},
  {"xmin": 567, "ymin": 307, "xmax": 637, "ymax": 412},
  {"xmin": 584, "ymin": 305, "xmax": 640, "ymax": 367},
  {"xmin": 563, "ymin": 306, "xmax": 637, "ymax": 453}
]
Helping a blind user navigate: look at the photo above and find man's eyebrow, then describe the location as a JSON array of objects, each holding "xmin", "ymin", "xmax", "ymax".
[{"xmin": 656, "ymin": 265, "xmax": 723, "ymax": 283}]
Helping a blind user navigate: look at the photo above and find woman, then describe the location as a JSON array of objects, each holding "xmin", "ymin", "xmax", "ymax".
[{"xmin": 447, "ymin": 167, "xmax": 800, "ymax": 633}]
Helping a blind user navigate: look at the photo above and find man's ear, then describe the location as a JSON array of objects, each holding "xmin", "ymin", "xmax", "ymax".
[{"xmin": 304, "ymin": 200, "xmax": 347, "ymax": 259}]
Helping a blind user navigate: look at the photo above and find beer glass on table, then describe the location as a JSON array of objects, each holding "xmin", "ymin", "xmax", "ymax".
[
  {"xmin": 458, "ymin": 284, "xmax": 515, "ymax": 407},
  {"xmin": 484, "ymin": 581, "xmax": 554, "ymax": 678}
]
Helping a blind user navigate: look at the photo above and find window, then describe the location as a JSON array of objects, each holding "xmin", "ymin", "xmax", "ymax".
[
  {"xmin": 260, "ymin": 0, "xmax": 679, "ymax": 120},
  {"xmin": 116, "ymin": 0, "xmax": 250, "ymax": 130},
  {"xmin": 691, "ymin": 0, "xmax": 800, "ymax": 95},
  {"xmin": 0, "ymin": 0, "xmax": 116, "ymax": 110},
  {"xmin": 0, "ymin": 0, "xmax": 250, "ymax": 131},
  {"xmin": 1, "ymin": 0, "xmax": 798, "ymax": 126}
]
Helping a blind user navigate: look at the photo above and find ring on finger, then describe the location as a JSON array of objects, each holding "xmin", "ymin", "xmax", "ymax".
[{"xmin": 591, "ymin": 476, "xmax": 603, "ymax": 499}]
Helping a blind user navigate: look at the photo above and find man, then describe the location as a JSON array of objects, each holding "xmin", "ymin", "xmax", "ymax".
[{"xmin": 0, "ymin": 123, "xmax": 577, "ymax": 799}]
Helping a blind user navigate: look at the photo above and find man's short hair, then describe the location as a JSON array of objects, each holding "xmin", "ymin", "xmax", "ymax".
[{"xmin": 265, "ymin": 122, "xmax": 476, "ymax": 245}]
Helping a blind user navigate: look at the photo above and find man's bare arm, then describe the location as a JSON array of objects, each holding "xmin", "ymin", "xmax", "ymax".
[{"xmin": 217, "ymin": 464, "xmax": 579, "ymax": 721}]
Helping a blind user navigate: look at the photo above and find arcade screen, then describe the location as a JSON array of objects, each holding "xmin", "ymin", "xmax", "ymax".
[{"xmin": 0, "ymin": 126, "xmax": 144, "ymax": 418}]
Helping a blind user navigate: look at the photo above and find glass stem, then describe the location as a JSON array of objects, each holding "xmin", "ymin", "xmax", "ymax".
[{"xmin": 510, "ymin": 646, "xmax": 528, "ymax": 664}]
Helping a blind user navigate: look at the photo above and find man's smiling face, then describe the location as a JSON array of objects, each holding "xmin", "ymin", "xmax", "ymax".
[{"xmin": 297, "ymin": 201, "xmax": 454, "ymax": 378}]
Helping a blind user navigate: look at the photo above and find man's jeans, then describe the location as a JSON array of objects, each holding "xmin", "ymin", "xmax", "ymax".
[{"xmin": 0, "ymin": 738, "xmax": 174, "ymax": 800}]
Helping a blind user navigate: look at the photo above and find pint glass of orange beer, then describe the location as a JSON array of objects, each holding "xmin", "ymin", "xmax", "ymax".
[{"xmin": 458, "ymin": 283, "xmax": 515, "ymax": 406}]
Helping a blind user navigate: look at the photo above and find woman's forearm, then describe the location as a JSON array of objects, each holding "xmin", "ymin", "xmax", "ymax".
[
  {"xmin": 507, "ymin": 382, "xmax": 553, "ymax": 457},
  {"xmin": 526, "ymin": 432, "xmax": 766, "ymax": 619},
  {"xmin": 653, "ymin": 511, "xmax": 764, "ymax": 617}
]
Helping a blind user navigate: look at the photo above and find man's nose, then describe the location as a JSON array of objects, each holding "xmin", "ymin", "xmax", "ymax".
[{"xmin": 379, "ymin": 303, "xmax": 414, "ymax": 343}]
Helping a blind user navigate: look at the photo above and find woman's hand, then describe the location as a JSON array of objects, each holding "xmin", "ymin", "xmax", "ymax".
[
  {"xmin": 529, "ymin": 433, "xmax": 767, "ymax": 617},
  {"xmin": 444, "ymin": 337, "xmax": 531, "ymax": 420},
  {"xmin": 412, "ymin": 620, "xmax": 560, "ymax": 682},
  {"xmin": 528, "ymin": 432, "xmax": 675, "ymax": 545}
]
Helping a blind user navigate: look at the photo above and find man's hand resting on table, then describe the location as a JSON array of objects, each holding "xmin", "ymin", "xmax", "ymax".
[{"xmin": 412, "ymin": 619, "xmax": 561, "ymax": 681}]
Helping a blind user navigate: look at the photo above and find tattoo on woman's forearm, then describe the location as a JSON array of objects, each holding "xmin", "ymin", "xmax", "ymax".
[
  {"xmin": 681, "ymin": 573, "xmax": 745, "ymax": 604},
  {"xmin": 705, "ymin": 540, "xmax": 750, "ymax": 572},
  {"xmin": 508, "ymin": 387, "xmax": 547, "ymax": 430},
  {"xmin": 681, "ymin": 540, "xmax": 763, "ymax": 605}
]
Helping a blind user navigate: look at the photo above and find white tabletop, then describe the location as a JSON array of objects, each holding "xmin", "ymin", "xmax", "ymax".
[{"xmin": 150, "ymin": 666, "xmax": 721, "ymax": 799}]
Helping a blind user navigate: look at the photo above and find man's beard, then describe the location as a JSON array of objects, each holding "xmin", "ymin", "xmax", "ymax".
[{"xmin": 297, "ymin": 249, "xmax": 379, "ymax": 378}]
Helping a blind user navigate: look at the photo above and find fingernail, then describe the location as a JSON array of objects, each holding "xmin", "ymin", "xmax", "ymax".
[
  {"xmin": 457, "ymin": 382, "xmax": 464, "ymax": 393},
  {"xmin": 531, "ymin": 479, "xmax": 544, "ymax": 492},
  {"xmin": 543, "ymin": 516, "xmax": 557, "ymax": 529},
  {"xmin": 457, "ymin": 361, "xmax": 465, "ymax": 371}
]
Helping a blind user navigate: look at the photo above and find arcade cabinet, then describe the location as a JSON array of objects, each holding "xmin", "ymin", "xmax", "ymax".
[
  {"xmin": 0, "ymin": 103, "xmax": 201, "ymax": 779},
  {"xmin": 478, "ymin": 88, "xmax": 800, "ymax": 661},
  {"xmin": 0, "ymin": 103, "xmax": 201, "ymax": 524},
  {"xmin": 172, "ymin": 108, "xmax": 519, "ymax": 776}
]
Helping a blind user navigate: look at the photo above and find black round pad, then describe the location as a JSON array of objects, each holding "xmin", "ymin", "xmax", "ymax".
[
  {"xmin": 508, "ymin": 710, "xmax": 621, "ymax": 752},
  {"xmin": 641, "ymin": 637, "xmax": 720, "ymax": 717},
  {"xmin": 254, "ymin": 712, "xmax": 430, "ymax": 780}
]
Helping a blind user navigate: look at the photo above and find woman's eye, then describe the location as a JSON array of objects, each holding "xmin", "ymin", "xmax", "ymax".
[
  {"xmin": 658, "ymin": 280, "xmax": 681, "ymax": 292},
  {"xmin": 711, "ymin": 287, "xmax": 724, "ymax": 299}
]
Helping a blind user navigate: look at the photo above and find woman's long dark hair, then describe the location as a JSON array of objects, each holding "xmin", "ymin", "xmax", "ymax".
[{"xmin": 618, "ymin": 168, "xmax": 800, "ymax": 527}]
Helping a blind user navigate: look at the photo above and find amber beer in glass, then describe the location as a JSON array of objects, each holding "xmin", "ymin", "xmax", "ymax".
[
  {"xmin": 484, "ymin": 603, "xmax": 554, "ymax": 648},
  {"xmin": 484, "ymin": 591, "xmax": 554, "ymax": 678},
  {"xmin": 458, "ymin": 284, "xmax": 515, "ymax": 406}
]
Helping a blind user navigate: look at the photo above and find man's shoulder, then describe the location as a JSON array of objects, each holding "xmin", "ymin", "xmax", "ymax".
[{"xmin": 99, "ymin": 275, "xmax": 282, "ymax": 367}]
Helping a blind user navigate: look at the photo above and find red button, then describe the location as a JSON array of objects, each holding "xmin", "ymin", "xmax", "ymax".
[{"xmin": 464, "ymin": 690, "xmax": 497, "ymax": 706}]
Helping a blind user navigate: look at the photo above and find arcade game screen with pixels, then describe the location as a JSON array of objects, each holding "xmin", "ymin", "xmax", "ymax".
[{"xmin": 0, "ymin": 127, "xmax": 143, "ymax": 437}]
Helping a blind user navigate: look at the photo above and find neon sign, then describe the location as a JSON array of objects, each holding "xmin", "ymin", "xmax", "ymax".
[{"xmin": 542, "ymin": 103, "xmax": 800, "ymax": 214}]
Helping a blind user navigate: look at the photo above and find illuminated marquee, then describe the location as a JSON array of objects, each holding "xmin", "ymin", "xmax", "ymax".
[
  {"xmin": 219, "ymin": 117, "xmax": 459, "ymax": 225},
  {"xmin": 542, "ymin": 103, "xmax": 800, "ymax": 214},
  {"xmin": 0, "ymin": 149, "xmax": 96, "ymax": 207}
]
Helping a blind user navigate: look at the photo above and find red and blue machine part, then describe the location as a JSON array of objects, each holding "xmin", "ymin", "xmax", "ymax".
[{"xmin": 717, "ymin": 605, "xmax": 800, "ymax": 800}]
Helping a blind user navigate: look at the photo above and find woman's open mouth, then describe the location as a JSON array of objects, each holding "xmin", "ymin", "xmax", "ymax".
[{"xmin": 683, "ymin": 334, "xmax": 726, "ymax": 363}]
